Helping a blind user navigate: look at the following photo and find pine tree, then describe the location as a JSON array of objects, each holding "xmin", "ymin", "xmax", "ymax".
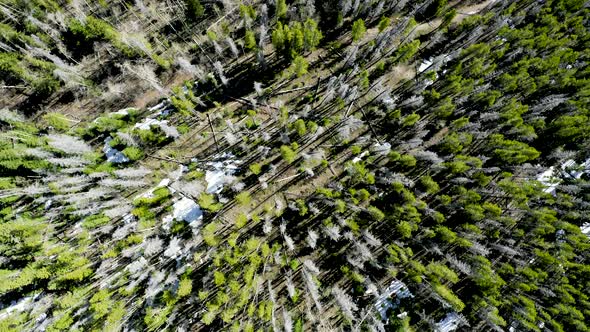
[
  {"xmin": 185, "ymin": 0, "xmax": 204, "ymax": 21},
  {"xmin": 351, "ymin": 19, "xmax": 366, "ymax": 42}
]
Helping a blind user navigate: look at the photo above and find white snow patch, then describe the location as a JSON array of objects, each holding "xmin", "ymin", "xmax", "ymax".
[
  {"xmin": 134, "ymin": 118, "xmax": 162, "ymax": 130},
  {"xmin": 123, "ymin": 213, "xmax": 134, "ymax": 223},
  {"xmin": 157, "ymin": 178, "xmax": 170, "ymax": 187},
  {"xmin": 200, "ymin": 153, "xmax": 241, "ymax": 194},
  {"xmin": 148, "ymin": 100, "xmax": 169, "ymax": 112},
  {"xmin": 111, "ymin": 107, "xmax": 134, "ymax": 116},
  {"xmin": 133, "ymin": 118, "xmax": 179, "ymax": 138},
  {"xmin": 0, "ymin": 296, "xmax": 33, "ymax": 320},
  {"xmin": 370, "ymin": 142, "xmax": 391, "ymax": 156},
  {"xmin": 536, "ymin": 158, "xmax": 590, "ymax": 236},
  {"xmin": 170, "ymin": 165, "xmax": 188, "ymax": 181},
  {"xmin": 418, "ymin": 59, "xmax": 433, "ymax": 73},
  {"xmin": 162, "ymin": 214, "xmax": 174, "ymax": 231},
  {"xmin": 435, "ymin": 312, "xmax": 463, "ymax": 332},
  {"xmin": 352, "ymin": 151, "xmax": 369, "ymax": 163},
  {"xmin": 103, "ymin": 137, "xmax": 129, "ymax": 164},
  {"xmin": 536, "ymin": 166, "xmax": 558, "ymax": 194},
  {"xmin": 172, "ymin": 197, "xmax": 203, "ymax": 226},
  {"xmin": 374, "ymin": 279, "xmax": 414, "ymax": 321},
  {"xmin": 537, "ymin": 158, "xmax": 590, "ymax": 194}
]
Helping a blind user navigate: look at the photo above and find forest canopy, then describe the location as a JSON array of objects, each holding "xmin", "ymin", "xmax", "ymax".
[{"xmin": 0, "ymin": 0, "xmax": 589, "ymax": 331}]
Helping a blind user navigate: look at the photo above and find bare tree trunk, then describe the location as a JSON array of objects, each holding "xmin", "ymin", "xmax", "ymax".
[{"xmin": 207, "ymin": 113, "xmax": 220, "ymax": 153}]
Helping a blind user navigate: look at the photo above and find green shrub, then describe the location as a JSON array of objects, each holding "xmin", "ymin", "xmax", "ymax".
[
  {"xmin": 122, "ymin": 146, "xmax": 143, "ymax": 161},
  {"xmin": 90, "ymin": 289, "xmax": 112, "ymax": 319},
  {"xmin": 245, "ymin": 30, "xmax": 256, "ymax": 51},
  {"xmin": 356, "ymin": 188, "xmax": 370, "ymax": 201},
  {"xmin": 488, "ymin": 134, "xmax": 540, "ymax": 164},
  {"xmin": 295, "ymin": 199, "xmax": 308, "ymax": 216},
  {"xmin": 235, "ymin": 191, "xmax": 251, "ymax": 206},
  {"xmin": 84, "ymin": 111, "xmax": 137, "ymax": 138},
  {"xmin": 43, "ymin": 112, "xmax": 71, "ymax": 131},
  {"xmin": 0, "ymin": 52, "xmax": 27, "ymax": 82},
  {"xmin": 186, "ymin": 170, "xmax": 205, "ymax": 180},
  {"xmin": 66, "ymin": 16, "xmax": 139, "ymax": 57},
  {"xmin": 185, "ymin": 0, "xmax": 204, "ymax": 20},
  {"xmin": 134, "ymin": 125, "xmax": 172, "ymax": 146},
  {"xmin": 367, "ymin": 206, "xmax": 385, "ymax": 221},
  {"xmin": 334, "ymin": 199, "xmax": 346, "ymax": 213},
  {"xmin": 198, "ymin": 193, "xmax": 223, "ymax": 212},
  {"xmin": 420, "ymin": 175, "xmax": 440, "ymax": 194},
  {"xmin": 285, "ymin": 56, "xmax": 308, "ymax": 78},
  {"xmin": 177, "ymin": 278, "xmax": 192, "ymax": 297},
  {"xmin": 82, "ymin": 214, "xmax": 110, "ymax": 229},
  {"xmin": 307, "ymin": 121, "xmax": 318, "ymax": 133},
  {"xmin": 214, "ymin": 271, "xmax": 226, "ymax": 286},
  {"xmin": 402, "ymin": 113, "xmax": 420, "ymax": 127},
  {"xmin": 235, "ymin": 213, "xmax": 248, "ymax": 229},
  {"xmin": 399, "ymin": 154, "xmax": 417, "ymax": 167},
  {"xmin": 249, "ymin": 163, "xmax": 262, "ymax": 175},
  {"xmin": 293, "ymin": 119, "xmax": 307, "ymax": 136},
  {"xmin": 433, "ymin": 283, "xmax": 465, "ymax": 311},
  {"xmin": 280, "ymin": 145, "xmax": 297, "ymax": 163},
  {"xmin": 378, "ymin": 16, "xmax": 391, "ymax": 32},
  {"xmin": 134, "ymin": 187, "xmax": 171, "ymax": 207},
  {"xmin": 351, "ymin": 19, "xmax": 366, "ymax": 42}
]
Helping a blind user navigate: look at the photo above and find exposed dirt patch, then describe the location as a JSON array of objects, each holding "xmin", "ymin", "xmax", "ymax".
[
  {"xmin": 424, "ymin": 126, "xmax": 449, "ymax": 148},
  {"xmin": 453, "ymin": 0, "xmax": 498, "ymax": 23},
  {"xmin": 133, "ymin": 71, "xmax": 193, "ymax": 110},
  {"xmin": 384, "ymin": 63, "xmax": 416, "ymax": 86}
]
